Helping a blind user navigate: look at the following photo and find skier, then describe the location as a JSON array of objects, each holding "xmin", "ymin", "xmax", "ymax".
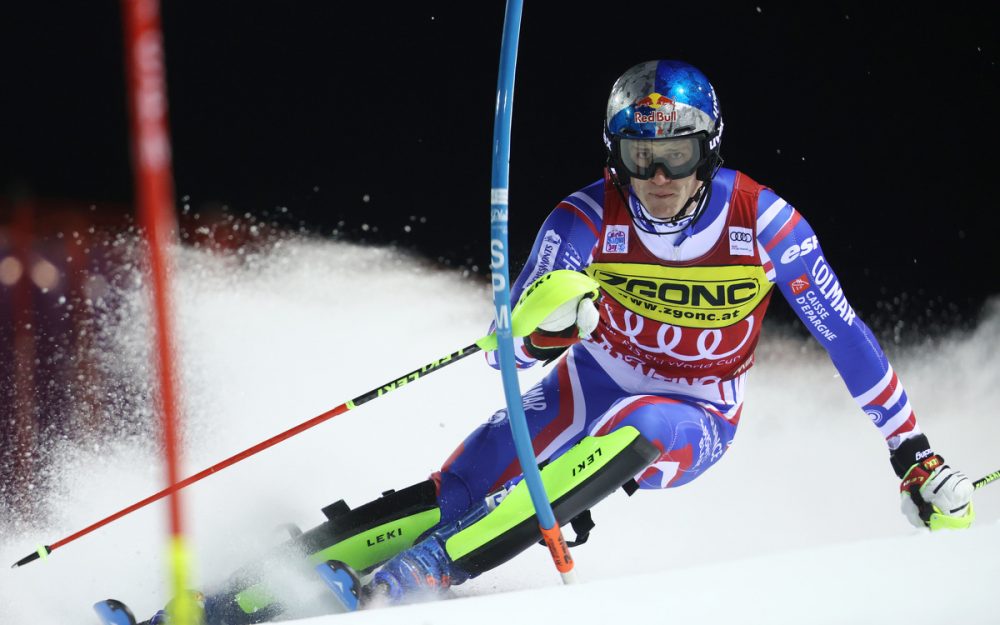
[{"xmin": 124, "ymin": 59, "xmax": 977, "ymax": 624}]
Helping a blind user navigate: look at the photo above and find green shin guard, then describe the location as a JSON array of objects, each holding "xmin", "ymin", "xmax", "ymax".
[
  {"xmin": 218, "ymin": 481, "xmax": 442, "ymax": 618},
  {"xmin": 301, "ymin": 481, "xmax": 441, "ymax": 572},
  {"xmin": 447, "ymin": 426, "xmax": 659, "ymax": 577},
  {"xmin": 174, "ymin": 428, "xmax": 657, "ymax": 619}
]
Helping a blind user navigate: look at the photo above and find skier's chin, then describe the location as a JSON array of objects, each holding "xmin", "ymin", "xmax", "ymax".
[{"xmin": 644, "ymin": 197, "xmax": 684, "ymax": 219}]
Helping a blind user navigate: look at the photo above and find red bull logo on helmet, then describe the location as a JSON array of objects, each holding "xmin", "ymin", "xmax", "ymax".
[
  {"xmin": 634, "ymin": 92, "xmax": 674, "ymax": 109},
  {"xmin": 635, "ymin": 110, "xmax": 678, "ymax": 124},
  {"xmin": 633, "ymin": 92, "xmax": 677, "ymax": 124}
]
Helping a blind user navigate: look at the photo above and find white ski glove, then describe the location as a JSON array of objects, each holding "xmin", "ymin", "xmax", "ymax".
[
  {"xmin": 523, "ymin": 293, "xmax": 600, "ymax": 362},
  {"xmin": 899, "ymin": 456, "xmax": 975, "ymax": 530},
  {"xmin": 892, "ymin": 435, "xmax": 974, "ymax": 530}
]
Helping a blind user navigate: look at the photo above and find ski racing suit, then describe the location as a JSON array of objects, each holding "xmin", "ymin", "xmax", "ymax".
[
  {"xmin": 433, "ymin": 167, "xmax": 922, "ymax": 522},
  {"xmin": 165, "ymin": 168, "xmax": 933, "ymax": 622}
]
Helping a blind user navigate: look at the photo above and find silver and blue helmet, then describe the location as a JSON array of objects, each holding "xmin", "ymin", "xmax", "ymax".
[{"xmin": 604, "ymin": 60, "xmax": 724, "ymax": 185}]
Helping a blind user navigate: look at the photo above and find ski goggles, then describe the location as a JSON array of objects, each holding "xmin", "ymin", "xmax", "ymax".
[{"xmin": 614, "ymin": 134, "xmax": 708, "ymax": 180}]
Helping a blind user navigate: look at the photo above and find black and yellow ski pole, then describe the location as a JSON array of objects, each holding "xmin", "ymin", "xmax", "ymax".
[
  {"xmin": 974, "ymin": 470, "xmax": 1000, "ymax": 491},
  {"xmin": 11, "ymin": 269, "xmax": 599, "ymax": 570}
]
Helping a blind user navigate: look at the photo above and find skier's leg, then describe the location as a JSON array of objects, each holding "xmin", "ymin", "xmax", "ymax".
[
  {"xmin": 164, "ymin": 347, "xmax": 615, "ymax": 624},
  {"xmin": 370, "ymin": 425, "xmax": 660, "ymax": 600},
  {"xmin": 153, "ymin": 347, "xmax": 626, "ymax": 622},
  {"xmin": 588, "ymin": 394, "xmax": 739, "ymax": 489},
  {"xmin": 434, "ymin": 346, "xmax": 624, "ymax": 524},
  {"xmin": 367, "ymin": 392, "xmax": 740, "ymax": 603},
  {"xmin": 197, "ymin": 482, "xmax": 443, "ymax": 624},
  {"xmin": 202, "ymin": 423, "xmax": 655, "ymax": 620}
]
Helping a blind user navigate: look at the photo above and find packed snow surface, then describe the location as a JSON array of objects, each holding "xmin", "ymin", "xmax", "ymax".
[{"xmin": 2, "ymin": 238, "xmax": 998, "ymax": 624}]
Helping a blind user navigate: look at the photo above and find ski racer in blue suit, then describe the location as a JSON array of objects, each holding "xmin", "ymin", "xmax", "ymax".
[
  {"xmin": 369, "ymin": 59, "xmax": 976, "ymax": 601},
  {"xmin": 134, "ymin": 60, "xmax": 976, "ymax": 624}
]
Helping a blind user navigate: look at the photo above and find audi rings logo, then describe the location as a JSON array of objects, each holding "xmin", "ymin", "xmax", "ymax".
[{"xmin": 728, "ymin": 226, "xmax": 754, "ymax": 257}]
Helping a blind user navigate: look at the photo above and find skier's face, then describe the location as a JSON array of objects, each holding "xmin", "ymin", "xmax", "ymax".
[{"xmin": 630, "ymin": 168, "xmax": 703, "ymax": 219}]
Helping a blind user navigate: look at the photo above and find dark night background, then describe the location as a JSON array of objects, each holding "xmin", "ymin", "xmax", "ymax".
[
  {"xmin": 2, "ymin": 3, "xmax": 997, "ymax": 332},
  {"xmin": 0, "ymin": 1, "xmax": 997, "ymax": 535}
]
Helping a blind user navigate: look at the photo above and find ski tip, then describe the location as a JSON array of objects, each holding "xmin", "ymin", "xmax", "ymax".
[{"xmin": 94, "ymin": 599, "xmax": 138, "ymax": 625}]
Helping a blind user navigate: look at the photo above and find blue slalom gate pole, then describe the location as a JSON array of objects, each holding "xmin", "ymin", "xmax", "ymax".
[{"xmin": 488, "ymin": 0, "xmax": 576, "ymax": 583}]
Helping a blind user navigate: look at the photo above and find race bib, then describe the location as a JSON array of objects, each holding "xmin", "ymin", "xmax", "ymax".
[{"xmin": 586, "ymin": 262, "xmax": 773, "ymax": 329}]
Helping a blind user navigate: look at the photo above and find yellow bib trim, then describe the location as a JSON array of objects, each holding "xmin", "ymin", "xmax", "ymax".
[{"xmin": 586, "ymin": 262, "xmax": 773, "ymax": 329}]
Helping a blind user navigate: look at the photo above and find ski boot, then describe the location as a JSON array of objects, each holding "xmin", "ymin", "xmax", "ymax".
[
  {"xmin": 316, "ymin": 499, "xmax": 489, "ymax": 611},
  {"xmin": 365, "ymin": 488, "xmax": 491, "ymax": 602},
  {"xmin": 94, "ymin": 591, "xmax": 205, "ymax": 625},
  {"xmin": 314, "ymin": 502, "xmax": 484, "ymax": 612}
]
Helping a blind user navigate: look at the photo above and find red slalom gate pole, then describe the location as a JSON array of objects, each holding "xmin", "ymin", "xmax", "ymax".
[{"xmin": 121, "ymin": 1, "xmax": 197, "ymax": 622}]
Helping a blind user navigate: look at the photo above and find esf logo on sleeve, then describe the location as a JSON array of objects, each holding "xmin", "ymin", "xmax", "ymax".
[
  {"xmin": 604, "ymin": 225, "xmax": 629, "ymax": 253},
  {"xmin": 728, "ymin": 227, "xmax": 754, "ymax": 256},
  {"xmin": 780, "ymin": 235, "xmax": 819, "ymax": 264}
]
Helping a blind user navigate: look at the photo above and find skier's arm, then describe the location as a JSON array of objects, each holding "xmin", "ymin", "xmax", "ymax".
[
  {"xmin": 756, "ymin": 191, "xmax": 973, "ymax": 528},
  {"xmin": 485, "ymin": 181, "xmax": 604, "ymax": 369},
  {"xmin": 756, "ymin": 191, "xmax": 918, "ymax": 445}
]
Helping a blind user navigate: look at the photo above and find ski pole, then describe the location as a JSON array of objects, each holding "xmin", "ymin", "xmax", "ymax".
[
  {"xmin": 11, "ymin": 269, "xmax": 599, "ymax": 569},
  {"xmin": 974, "ymin": 469, "xmax": 1000, "ymax": 490},
  {"xmin": 11, "ymin": 343, "xmax": 483, "ymax": 569}
]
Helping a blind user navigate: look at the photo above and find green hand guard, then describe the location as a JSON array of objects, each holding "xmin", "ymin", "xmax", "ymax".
[
  {"xmin": 476, "ymin": 270, "xmax": 600, "ymax": 352},
  {"xmin": 927, "ymin": 501, "xmax": 975, "ymax": 531}
]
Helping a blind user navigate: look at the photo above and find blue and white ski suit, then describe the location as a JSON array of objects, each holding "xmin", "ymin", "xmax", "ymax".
[{"xmin": 434, "ymin": 167, "xmax": 920, "ymax": 522}]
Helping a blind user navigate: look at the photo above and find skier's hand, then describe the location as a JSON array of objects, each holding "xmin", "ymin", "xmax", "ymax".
[
  {"xmin": 890, "ymin": 434, "xmax": 974, "ymax": 530},
  {"xmin": 523, "ymin": 292, "xmax": 600, "ymax": 362},
  {"xmin": 899, "ymin": 455, "xmax": 975, "ymax": 531}
]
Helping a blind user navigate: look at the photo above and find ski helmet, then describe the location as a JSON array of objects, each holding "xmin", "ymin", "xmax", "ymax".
[{"xmin": 604, "ymin": 60, "xmax": 724, "ymax": 189}]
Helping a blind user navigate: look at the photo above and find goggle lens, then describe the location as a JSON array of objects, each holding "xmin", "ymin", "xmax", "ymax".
[{"xmin": 618, "ymin": 136, "xmax": 704, "ymax": 180}]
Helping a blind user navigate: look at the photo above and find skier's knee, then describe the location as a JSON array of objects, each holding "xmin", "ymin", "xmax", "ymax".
[
  {"xmin": 591, "ymin": 395, "xmax": 703, "ymax": 439},
  {"xmin": 431, "ymin": 469, "xmax": 476, "ymax": 524}
]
